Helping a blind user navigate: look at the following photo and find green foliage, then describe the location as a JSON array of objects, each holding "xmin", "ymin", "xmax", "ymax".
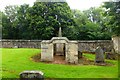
[
  {"xmin": 29, "ymin": 2, "xmax": 74, "ymax": 39},
  {"xmin": 102, "ymin": 1, "xmax": 120, "ymax": 36},
  {"xmin": 2, "ymin": 5, "xmax": 19, "ymax": 39},
  {"xmin": 2, "ymin": 2, "xmax": 74, "ymax": 40},
  {"xmin": 72, "ymin": 8, "xmax": 111, "ymax": 40},
  {"xmin": 2, "ymin": 48, "xmax": 118, "ymax": 78},
  {"xmin": 0, "ymin": 11, "xmax": 3, "ymax": 38},
  {"xmin": 2, "ymin": 1, "xmax": 118, "ymax": 40},
  {"xmin": 16, "ymin": 4, "xmax": 30, "ymax": 39}
]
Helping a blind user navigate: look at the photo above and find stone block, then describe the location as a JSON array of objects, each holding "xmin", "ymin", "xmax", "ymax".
[{"xmin": 20, "ymin": 70, "xmax": 44, "ymax": 80}]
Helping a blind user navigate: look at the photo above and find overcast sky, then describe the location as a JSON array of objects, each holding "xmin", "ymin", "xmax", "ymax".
[{"xmin": 0, "ymin": 0, "xmax": 111, "ymax": 11}]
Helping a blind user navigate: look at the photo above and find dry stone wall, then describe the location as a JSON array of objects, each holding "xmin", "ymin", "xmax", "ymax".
[
  {"xmin": 78, "ymin": 40, "xmax": 113, "ymax": 53},
  {"xmin": 0, "ymin": 40, "xmax": 113, "ymax": 52},
  {"xmin": 1, "ymin": 40, "xmax": 42, "ymax": 48}
]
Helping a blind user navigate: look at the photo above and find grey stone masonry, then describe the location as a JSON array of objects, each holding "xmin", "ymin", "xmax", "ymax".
[
  {"xmin": 41, "ymin": 37, "xmax": 78, "ymax": 64},
  {"xmin": 41, "ymin": 41, "xmax": 53, "ymax": 61},
  {"xmin": 1, "ymin": 40, "xmax": 113, "ymax": 53},
  {"xmin": 78, "ymin": 40, "xmax": 113, "ymax": 53},
  {"xmin": 95, "ymin": 46, "xmax": 105, "ymax": 63},
  {"xmin": 20, "ymin": 70, "xmax": 44, "ymax": 80},
  {"xmin": 112, "ymin": 36, "xmax": 120, "ymax": 54},
  {"xmin": 1, "ymin": 40, "xmax": 41, "ymax": 48}
]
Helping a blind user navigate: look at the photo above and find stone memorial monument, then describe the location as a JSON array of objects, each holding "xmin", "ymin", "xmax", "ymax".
[
  {"xmin": 95, "ymin": 46, "xmax": 105, "ymax": 63},
  {"xmin": 41, "ymin": 27, "xmax": 78, "ymax": 64}
]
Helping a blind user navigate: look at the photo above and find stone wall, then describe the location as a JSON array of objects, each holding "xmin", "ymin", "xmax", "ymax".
[
  {"xmin": 0, "ymin": 40, "xmax": 114, "ymax": 52},
  {"xmin": 1, "ymin": 40, "xmax": 42, "ymax": 48},
  {"xmin": 78, "ymin": 40, "xmax": 113, "ymax": 53}
]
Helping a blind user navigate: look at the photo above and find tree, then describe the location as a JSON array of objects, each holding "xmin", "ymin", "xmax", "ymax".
[
  {"xmin": 2, "ymin": 5, "xmax": 19, "ymax": 39},
  {"xmin": 102, "ymin": 1, "xmax": 120, "ymax": 36},
  {"xmin": 72, "ymin": 9, "xmax": 91, "ymax": 40},
  {"xmin": 3, "ymin": 1, "xmax": 116, "ymax": 40},
  {"xmin": 28, "ymin": 2, "xmax": 75, "ymax": 40},
  {"xmin": 2, "ymin": 2, "xmax": 74, "ymax": 40},
  {"xmin": 16, "ymin": 4, "xmax": 30, "ymax": 39},
  {"xmin": 72, "ymin": 8, "xmax": 111, "ymax": 40},
  {"xmin": 0, "ymin": 11, "xmax": 3, "ymax": 39}
]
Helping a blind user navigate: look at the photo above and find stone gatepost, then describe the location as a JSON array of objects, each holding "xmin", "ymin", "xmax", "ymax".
[
  {"xmin": 66, "ymin": 41, "xmax": 78, "ymax": 64},
  {"xmin": 112, "ymin": 36, "xmax": 120, "ymax": 54},
  {"xmin": 41, "ymin": 41, "xmax": 53, "ymax": 61}
]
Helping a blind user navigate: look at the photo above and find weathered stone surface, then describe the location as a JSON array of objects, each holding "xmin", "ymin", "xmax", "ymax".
[
  {"xmin": 112, "ymin": 36, "xmax": 120, "ymax": 54},
  {"xmin": 95, "ymin": 46, "xmax": 105, "ymax": 63},
  {"xmin": 55, "ymin": 43, "xmax": 65, "ymax": 55},
  {"xmin": 20, "ymin": 70, "xmax": 44, "ymax": 80},
  {"xmin": 1, "ymin": 40, "xmax": 114, "ymax": 53},
  {"xmin": 105, "ymin": 52, "xmax": 118, "ymax": 60},
  {"xmin": 41, "ymin": 37, "xmax": 78, "ymax": 64},
  {"xmin": 41, "ymin": 42, "xmax": 53, "ymax": 62},
  {"xmin": 68, "ymin": 42, "xmax": 78, "ymax": 64},
  {"xmin": 1, "ymin": 40, "xmax": 41, "ymax": 48},
  {"xmin": 78, "ymin": 40, "xmax": 113, "ymax": 53},
  {"xmin": 13, "ymin": 46, "xmax": 18, "ymax": 48}
]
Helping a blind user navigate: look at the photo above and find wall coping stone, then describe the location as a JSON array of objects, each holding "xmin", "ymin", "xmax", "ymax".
[
  {"xmin": 50, "ymin": 37, "xmax": 69, "ymax": 43},
  {"xmin": 77, "ymin": 40, "xmax": 112, "ymax": 43},
  {"xmin": 1, "ymin": 40, "xmax": 42, "ymax": 42}
]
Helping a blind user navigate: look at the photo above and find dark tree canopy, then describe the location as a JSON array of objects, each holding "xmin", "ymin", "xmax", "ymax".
[
  {"xmin": 28, "ymin": 2, "xmax": 74, "ymax": 40},
  {"xmin": 2, "ymin": 1, "xmax": 119, "ymax": 40},
  {"xmin": 2, "ymin": 2, "xmax": 75, "ymax": 40}
]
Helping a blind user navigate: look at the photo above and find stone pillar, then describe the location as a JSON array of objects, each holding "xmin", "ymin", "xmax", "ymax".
[
  {"xmin": 41, "ymin": 41, "xmax": 53, "ymax": 62},
  {"xmin": 67, "ymin": 42, "xmax": 78, "ymax": 64},
  {"xmin": 112, "ymin": 36, "xmax": 120, "ymax": 54}
]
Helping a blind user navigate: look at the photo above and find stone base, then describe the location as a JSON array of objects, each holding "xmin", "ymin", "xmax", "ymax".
[{"xmin": 94, "ymin": 62, "xmax": 106, "ymax": 66}]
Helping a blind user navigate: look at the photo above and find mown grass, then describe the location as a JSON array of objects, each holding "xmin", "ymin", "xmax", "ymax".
[{"xmin": 1, "ymin": 48, "xmax": 118, "ymax": 78}]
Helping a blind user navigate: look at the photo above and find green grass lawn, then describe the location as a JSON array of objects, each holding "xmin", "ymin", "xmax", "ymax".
[{"xmin": 1, "ymin": 48, "xmax": 118, "ymax": 78}]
